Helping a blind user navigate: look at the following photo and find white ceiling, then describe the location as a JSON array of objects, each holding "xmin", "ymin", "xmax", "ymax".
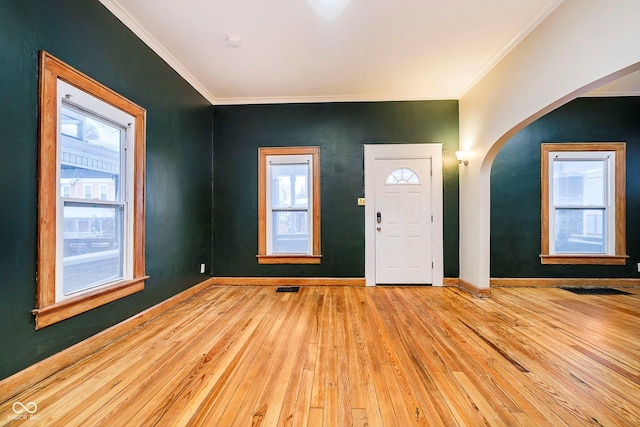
[{"xmin": 100, "ymin": 0, "xmax": 638, "ymax": 105}]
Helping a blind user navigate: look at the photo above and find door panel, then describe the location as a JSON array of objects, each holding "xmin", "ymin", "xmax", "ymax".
[{"xmin": 374, "ymin": 158, "xmax": 432, "ymax": 284}]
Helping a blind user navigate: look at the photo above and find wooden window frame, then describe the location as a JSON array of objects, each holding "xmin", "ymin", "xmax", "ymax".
[
  {"xmin": 257, "ymin": 146, "xmax": 321, "ymax": 264},
  {"xmin": 540, "ymin": 142, "xmax": 627, "ymax": 265},
  {"xmin": 34, "ymin": 51, "xmax": 147, "ymax": 329}
]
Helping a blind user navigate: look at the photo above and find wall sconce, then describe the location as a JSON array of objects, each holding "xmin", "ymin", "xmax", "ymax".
[{"xmin": 455, "ymin": 150, "xmax": 469, "ymax": 166}]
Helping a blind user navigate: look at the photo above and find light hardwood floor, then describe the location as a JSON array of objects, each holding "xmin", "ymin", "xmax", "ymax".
[{"xmin": 1, "ymin": 286, "xmax": 639, "ymax": 426}]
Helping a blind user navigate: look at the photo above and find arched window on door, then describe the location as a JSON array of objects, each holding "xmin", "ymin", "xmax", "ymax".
[{"xmin": 385, "ymin": 167, "xmax": 421, "ymax": 184}]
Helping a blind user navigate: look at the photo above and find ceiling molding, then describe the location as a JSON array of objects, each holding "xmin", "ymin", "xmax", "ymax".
[
  {"xmin": 101, "ymin": 0, "xmax": 631, "ymax": 106},
  {"xmin": 100, "ymin": 0, "xmax": 565, "ymax": 105},
  {"xmin": 458, "ymin": 0, "xmax": 564, "ymax": 98},
  {"xmin": 98, "ymin": 0, "xmax": 217, "ymax": 105},
  {"xmin": 213, "ymin": 93, "xmax": 457, "ymax": 106}
]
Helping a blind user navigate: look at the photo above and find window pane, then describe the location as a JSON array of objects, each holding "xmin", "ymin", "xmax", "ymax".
[
  {"xmin": 62, "ymin": 204, "xmax": 124, "ymax": 295},
  {"xmin": 386, "ymin": 167, "xmax": 421, "ymax": 185},
  {"xmin": 554, "ymin": 208, "xmax": 605, "ymax": 253},
  {"xmin": 60, "ymin": 105, "xmax": 122, "ymax": 202},
  {"xmin": 271, "ymin": 211, "xmax": 309, "ymax": 253},
  {"xmin": 553, "ymin": 160, "xmax": 605, "ymax": 206},
  {"xmin": 271, "ymin": 164, "xmax": 308, "ymax": 208}
]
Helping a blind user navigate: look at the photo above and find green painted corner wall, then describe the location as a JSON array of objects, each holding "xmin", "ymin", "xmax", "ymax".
[
  {"xmin": 212, "ymin": 101, "xmax": 460, "ymax": 278},
  {"xmin": 490, "ymin": 96, "xmax": 640, "ymax": 278},
  {"xmin": 0, "ymin": 0, "xmax": 213, "ymax": 380},
  {"xmin": 0, "ymin": 1, "xmax": 459, "ymax": 382}
]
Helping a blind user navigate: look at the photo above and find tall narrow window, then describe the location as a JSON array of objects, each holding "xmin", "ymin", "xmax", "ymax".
[
  {"xmin": 540, "ymin": 143, "xmax": 627, "ymax": 265},
  {"xmin": 35, "ymin": 51, "xmax": 147, "ymax": 329},
  {"xmin": 83, "ymin": 183, "xmax": 93, "ymax": 199},
  {"xmin": 100, "ymin": 184, "xmax": 109, "ymax": 200},
  {"xmin": 258, "ymin": 147, "xmax": 321, "ymax": 264}
]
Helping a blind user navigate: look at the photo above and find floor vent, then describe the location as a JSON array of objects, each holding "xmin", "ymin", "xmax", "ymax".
[
  {"xmin": 561, "ymin": 287, "xmax": 632, "ymax": 295},
  {"xmin": 276, "ymin": 286, "xmax": 300, "ymax": 293}
]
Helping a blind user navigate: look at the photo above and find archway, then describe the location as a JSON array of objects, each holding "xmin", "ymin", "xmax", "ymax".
[{"xmin": 457, "ymin": 0, "xmax": 639, "ymax": 295}]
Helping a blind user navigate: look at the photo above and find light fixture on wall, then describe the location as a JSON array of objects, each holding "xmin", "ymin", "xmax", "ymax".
[{"xmin": 455, "ymin": 150, "xmax": 469, "ymax": 166}]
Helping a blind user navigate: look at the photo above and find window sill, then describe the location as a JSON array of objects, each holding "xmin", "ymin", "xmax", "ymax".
[
  {"xmin": 257, "ymin": 255, "xmax": 322, "ymax": 265},
  {"xmin": 32, "ymin": 277, "xmax": 148, "ymax": 329},
  {"xmin": 540, "ymin": 254, "xmax": 628, "ymax": 265}
]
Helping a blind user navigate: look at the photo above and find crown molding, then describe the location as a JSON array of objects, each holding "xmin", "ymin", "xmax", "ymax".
[
  {"xmin": 98, "ymin": 0, "xmax": 217, "ymax": 104},
  {"xmin": 458, "ymin": 0, "xmax": 564, "ymax": 98},
  {"xmin": 212, "ymin": 93, "xmax": 455, "ymax": 106},
  {"xmin": 100, "ymin": 0, "xmax": 458, "ymax": 106}
]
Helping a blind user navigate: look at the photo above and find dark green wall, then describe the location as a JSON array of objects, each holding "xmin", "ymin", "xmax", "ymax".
[
  {"xmin": 491, "ymin": 97, "xmax": 640, "ymax": 278},
  {"xmin": 212, "ymin": 101, "xmax": 460, "ymax": 278},
  {"xmin": 0, "ymin": 0, "xmax": 213, "ymax": 380}
]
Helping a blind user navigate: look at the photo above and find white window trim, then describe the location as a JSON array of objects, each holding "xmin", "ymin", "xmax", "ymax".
[
  {"xmin": 55, "ymin": 79, "xmax": 136, "ymax": 303},
  {"xmin": 548, "ymin": 150, "xmax": 615, "ymax": 255},
  {"xmin": 265, "ymin": 154, "xmax": 313, "ymax": 255}
]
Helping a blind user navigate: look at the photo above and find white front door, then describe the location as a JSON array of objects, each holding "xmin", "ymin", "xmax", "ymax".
[
  {"xmin": 374, "ymin": 158, "xmax": 432, "ymax": 284},
  {"xmin": 364, "ymin": 144, "xmax": 443, "ymax": 287}
]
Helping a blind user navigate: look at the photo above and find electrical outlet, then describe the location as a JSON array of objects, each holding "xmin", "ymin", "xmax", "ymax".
[
  {"xmin": 637, "ymin": 262, "xmax": 640, "ymax": 273},
  {"xmin": 200, "ymin": 263, "xmax": 206, "ymax": 274}
]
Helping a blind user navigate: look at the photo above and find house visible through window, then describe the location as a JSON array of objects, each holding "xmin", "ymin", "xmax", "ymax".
[
  {"xmin": 540, "ymin": 143, "xmax": 627, "ymax": 265},
  {"xmin": 59, "ymin": 89, "xmax": 127, "ymax": 298},
  {"xmin": 270, "ymin": 162, "xmax": 310, "ymax": 254},
  {"xmin": 34, "ymin": 51, "xmax": 147, "ymax": 329},
  {"xmin": 257, "ymin": 147, "xmax": 321, "ymax": 264}
]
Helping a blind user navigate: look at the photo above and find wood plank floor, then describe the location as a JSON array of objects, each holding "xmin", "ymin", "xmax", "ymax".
[{"xmin": 1, "ymin": 286, "xmax": 639, "ymax": 426}]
